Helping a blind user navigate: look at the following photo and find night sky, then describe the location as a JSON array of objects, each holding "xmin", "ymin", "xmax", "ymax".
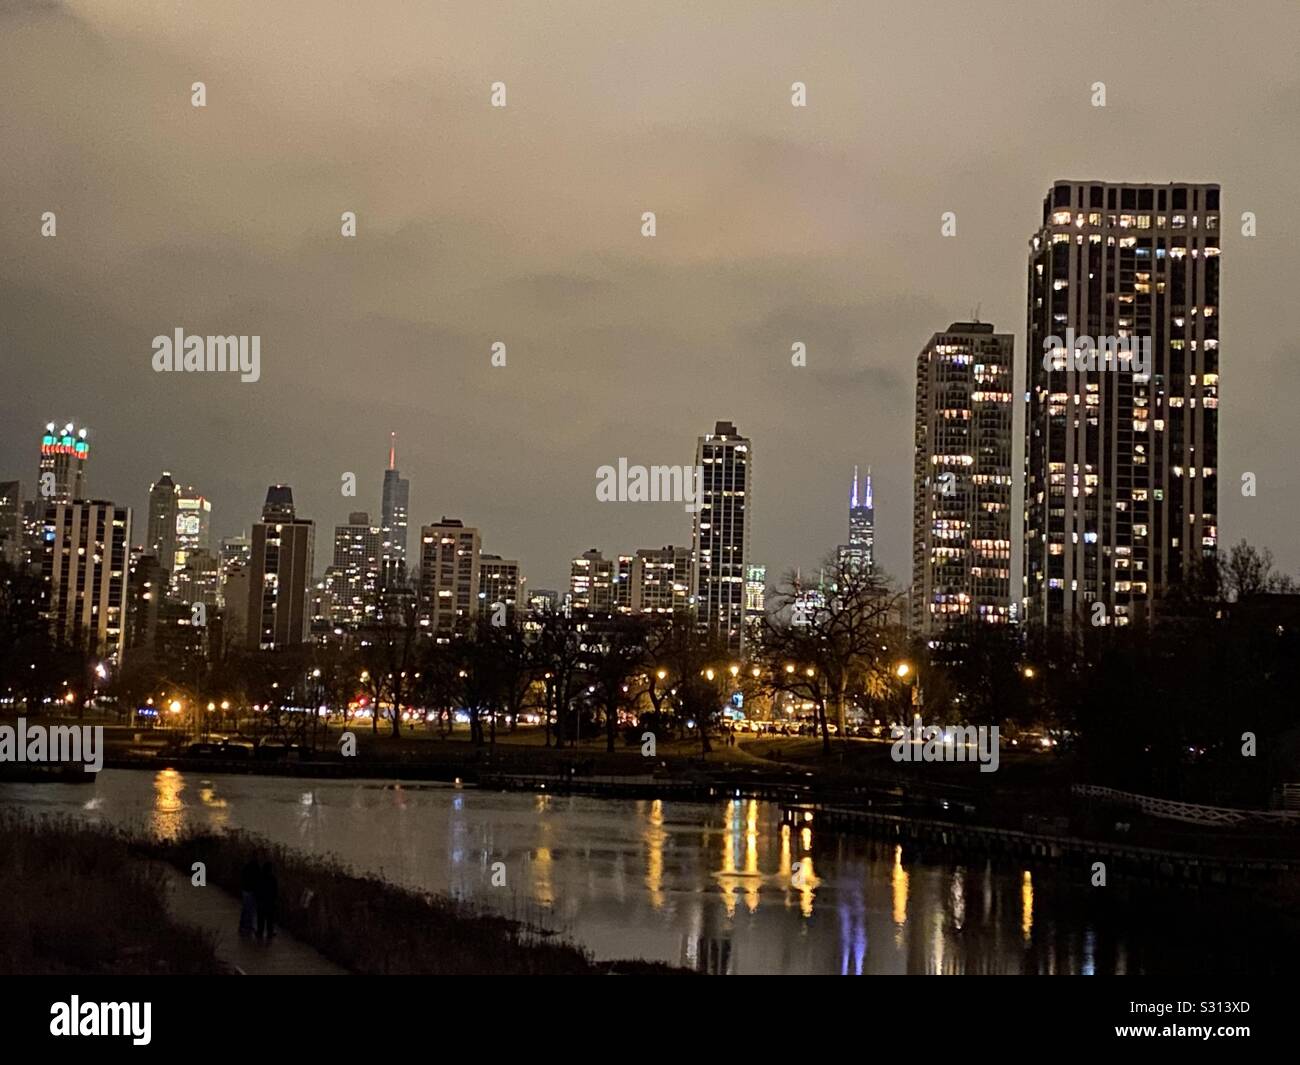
[{"xmin": 3, "ymin": 0, "xmax": 1298, "ymax": 590}]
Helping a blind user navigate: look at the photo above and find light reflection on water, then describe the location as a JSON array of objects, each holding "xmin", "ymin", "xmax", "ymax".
[{"xmin": 0, "ymin": 768, "xmax": 1285, "ymax": 975}]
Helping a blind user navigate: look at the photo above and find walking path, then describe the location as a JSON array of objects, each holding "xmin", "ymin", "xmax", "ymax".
[{"xmin": 155, "ymin": 864, "xmax": 348, "ymax": 975}]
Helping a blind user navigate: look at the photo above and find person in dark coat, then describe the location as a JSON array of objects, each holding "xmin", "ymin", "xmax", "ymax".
[
  {"xmin": 239, "ymin": 859, "xmax": 259, "ymax": 935},
  {"xmin": 255, "ymin": 861, "xmax": 278, "ymax": 941}
]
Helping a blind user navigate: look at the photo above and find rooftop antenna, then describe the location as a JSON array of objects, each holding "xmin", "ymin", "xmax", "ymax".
[{"xmin": 971, "ymin": 302, "xmax": 982, "ymax": 324}]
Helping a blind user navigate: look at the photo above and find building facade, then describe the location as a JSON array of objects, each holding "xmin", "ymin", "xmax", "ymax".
[
  {"xmin": 41, "ymin": 500, "xmax": 131, "ymax": 663},
  {"xmin": 146, "ymin": 472, "xmax": 179, "ymax": 571},
  {"xmin": 328, "ymin": 512, "xmax": 382, "ymax": 627},
  {"xmin": 418, "ymin": 518, "xmax": 481, "ymax": 636},
  {"xmin": 911, "ymin": 322, "xmax": 1014, "ymax": 635},
  {"xmin": 246, "ymin": 485, "xmax": 315, "ymax": 649},
  {"xmin": 837, "ymin": 466, "xmax": 875, "ymax": 575},
  {"xmin": 690, "ymin": 420, "xmax": 751, "ymax": 653},
  {"xmin": 1023, "ymin": 181, "xmax": 1220, "ymax": 629},
  {"xmin": 381, "ymin": 433, "xmax": 410, "ymax": 590},
  {"xmin": 479, "ymin": 554, "xmax": 525, "ymax": 625},
  {"xmin": 38, "ymin": 423, "xmax": 89, "ymax": 504}
]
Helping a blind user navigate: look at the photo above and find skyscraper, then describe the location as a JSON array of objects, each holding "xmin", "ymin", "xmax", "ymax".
[
  {"xmin": 41, "ymin": 499, "xmax": 131, "ymax": 664},
  {"xmin": 418, "ymin": 518, "xmax": 480, "ymax": 637},
  {"xmin": 172, "ymin": 486, "xmax": 211, "ymax": 576},
  {"xmin": 1023, "ymin": 181, "xmax": 1220, "ymax": 629},
  {"xmin": 246, "ymin": 485, "xmax": 315, "ymax": 649},
  {"xmin": 691, "ymin": 420, "xmax": 751, "ymax": 653},
  {"xmin": 380, "ymin": 433, "xmax": 410, "ymax": 590},
  {"xmin": 479, "ymin": 554, "xmax": 525, "ymax": 625},
  {"xmin": 328, "ymin": 511, "xmax": 382, "ymax": 626},
  {"xmin": 145, "ymin": 472, "xmax": 179, "ymax": 570},
  {"xmin": 38, "ymin": 422, "xmax": 89, "ymax": 503},
  {"xmin": 911, "ymin": 322, "xmax": 1014, "ymax": 635},
  {"xmin": 838, "ymin": 466, "xmax": 875, "ymax": 575}
]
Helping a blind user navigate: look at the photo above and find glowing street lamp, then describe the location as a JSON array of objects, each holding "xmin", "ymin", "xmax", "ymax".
[{"xmin": 896, "ymin": 662, "xmax": 912, "ymax": 679}]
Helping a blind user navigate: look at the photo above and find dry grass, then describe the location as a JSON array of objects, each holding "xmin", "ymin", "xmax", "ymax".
[{"xmin": 0, "ymin": 811, "xmax": 224, "ymax": 975}]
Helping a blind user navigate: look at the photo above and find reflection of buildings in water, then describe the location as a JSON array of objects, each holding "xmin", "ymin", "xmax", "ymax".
[
  {"xmin": 150, "ymin": 768, "xmax": 186, "ymax": 841},
  {"xmin": 642, "ymin": 798, "xmax": 666, "ymax": 910},
  {"xmin": 526, "ymin": 793, "xmax": 556, "ymax": 910},
  {"xmin": 1020, "ymin": 869, "xmax": 1034, "ymax": 942},
  {"xmin": 891, "ymin": 844, "xmax": 909, "ymax": 948},
  {"xmin": 196, "ymin": 778, "xmax": 230, "ymax": 832},
  {"xmin": 680, "ymin": 872, "xmax": 735, "ymax": 974},
  {"xmin": 838, "ymin": 888, "xmax": 868, "ymax": 975},
  {"xmin": 695, "ymin": 935, "xmax": 732, "ymax": 975}
]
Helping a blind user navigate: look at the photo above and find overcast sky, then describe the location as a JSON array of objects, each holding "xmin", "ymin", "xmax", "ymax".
[{"xmin": 3, "ymin": 0, "xmax": 1299, "ymax": 590}]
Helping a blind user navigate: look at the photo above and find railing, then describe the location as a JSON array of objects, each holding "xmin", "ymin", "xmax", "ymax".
[{"xmin": 1072, "ymin": 784, "xmax": 1300, "ymax": 827}]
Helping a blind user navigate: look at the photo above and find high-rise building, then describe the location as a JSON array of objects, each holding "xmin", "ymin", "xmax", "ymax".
[
  {"xmin": 126, "ymin": 551, "xmax": 166, "ymax": 659},
  {"xmin": 381, "ymin": 433, "xmax": 410, "ymax": 590},
  {"xmin": 838, "ymin": 466, "xmax": 875, "ymax": 574},
  {"xmin": 911, "ymin": 322, "xmax": 1014, "ymax": 635},
  {"xmin": 173, "ymin": 548, "xmax": 221, "ymax": 610},
  {"xmin": 246, "ymin": 485, "xmax": 315, "ymax": 649},
  {"xmin": 570, "ymin": 548, "xmax": 615, "ymax": 612},
  {"xmin": 0, "ymin": 481, "xmax": 22, "ymax": 568},
  {"xmin": 691, "ymin": 420, "xmax": 751, "ymax": 653},
  {"xmin": 329, "ymin": 511, "xmax": 382, "ymax": 626},
  {"xmin": 629, "ymin": 545, "xmax": 693, "ymax": 615},
  {"xmin": 218, "ymin": 535, "xmax": 251, "ymax": 609},
  {"xmin": 40, "ymin": 499, "xmax": 131, "ymax": 664},
  {"xmin": 744, "ymin": 563, "xmax": 767, "ymax": 638},
  {"xmin": 172, "ymin": 488, "xmax": 211, "ymax": 575},
  {"xmin": 479, "ymin": 554, "xmax": 525, "ymax": 625},
  {"xmin": 418, "ymin": 518, "xmax": 480, "ymax": 636},
  {"xmin": 145, "ymin": 472, "xmax": 179, "ymax": 568},
  {"xmin": 1024, "ymin": 181, "xmax": 1220, "ymax": 629},
  {"xmin": 38, "ymin": 422, "xmax": 89, "ymax": 503}
]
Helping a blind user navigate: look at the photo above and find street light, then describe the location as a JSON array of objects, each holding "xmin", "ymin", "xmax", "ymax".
[{"xmin": 896, "ymin": 662, "xmax": 912, "ymax": 679}]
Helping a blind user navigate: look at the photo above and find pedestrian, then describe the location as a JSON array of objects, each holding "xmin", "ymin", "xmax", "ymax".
[
  {"xmin": 238, "ymin": 859, "xmax": 259, "ymax": 935},
  {"xmin": 256, "ymin": 861, "xmax": 278, "ymax": 941}
]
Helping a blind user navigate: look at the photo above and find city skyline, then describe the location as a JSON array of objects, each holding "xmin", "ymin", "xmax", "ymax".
[{"xmin": 5, "ymin": 2, "xmax": 1296, "ymax": 597}]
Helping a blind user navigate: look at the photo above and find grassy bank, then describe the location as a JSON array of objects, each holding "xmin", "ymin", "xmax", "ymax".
[
  {"xmin": 143, "ymin": 829, "xmax": 684, "ymax": 975},
  {"xmin": 0, "ymin": 812, "xmax": 224, "ymax": 975}
]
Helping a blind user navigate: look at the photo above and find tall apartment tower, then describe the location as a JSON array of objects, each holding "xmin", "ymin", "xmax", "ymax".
[
  {"xmin": 630, "ymin": 545, "xmax": 693, "ymax": 615},
  {"xmin": 41, "ymin": 500, "xmax": 132, "ymax": 664},
  {"xmin": 569, "ymin": 548, "xmax": 615, "ymax": 612},
  {"xmin": 246, "ymin": 485, "xmax": 315, "ymax": 649},
  {"xmin": 418, "ymin": 518, "xmax": 480, "ymax": 637},
  {"xmin": 380, "ymin": 433, "xmax": 410, "ymax": 590},
  {"xmin": 38, "ymin": 422, "xmax": 89, "ymax": 503},
  {"xmin": 1024, "ymin": 181, "xmax": 1221, "ymax": 629},
  {"xmin": 146, "ymin": 472, "xmax": 179, "ymax": 571},
  {"xmin": 691, "ymin": 420, "xmax": 751, "ymax": 654},
  {"xmin": 911, "ymin": 323, "xmax": 1014, "ymax": 635},
  {"xmin": 838, "ymin": 466, "xmax": 875, "ymax": 575},
  {"xmin": 328, "ymin": 511, "xmax": 382, "ymax": 627},
  {"xmin": 478, "ymin": 554, "xmax": 525, "ymax": 625}
]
